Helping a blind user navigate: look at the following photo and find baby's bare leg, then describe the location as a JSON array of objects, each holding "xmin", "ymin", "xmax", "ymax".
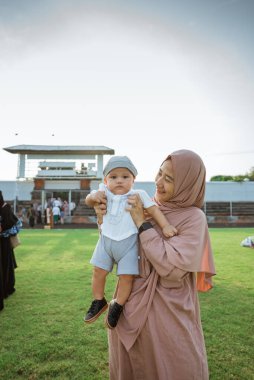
[
  {"xmin": 92, "ymin": 266, "xmax": 108, "ymax": 299},
  {"xmin": 116, "ymin": 275, "xmax": 134, "ymax": 305}
]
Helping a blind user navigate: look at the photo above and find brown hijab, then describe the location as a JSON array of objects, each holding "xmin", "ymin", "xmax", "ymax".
[
  {"xmin": 157, "ymin": 149, "xmax": 206, "ymax": 208},
  {"xmin": 155, "ymin": 149, "xmax": 215, "ymax": 291}
]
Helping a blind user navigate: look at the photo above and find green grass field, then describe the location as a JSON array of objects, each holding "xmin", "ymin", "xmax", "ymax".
[{"xmin": 0, "ymin": 228, "xmax": 254, "ymax": 380}]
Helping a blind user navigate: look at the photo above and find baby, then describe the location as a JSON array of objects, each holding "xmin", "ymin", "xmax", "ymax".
[{"xmin": 84, "ymin": 156, "xmax": 177, "ymax": 328}]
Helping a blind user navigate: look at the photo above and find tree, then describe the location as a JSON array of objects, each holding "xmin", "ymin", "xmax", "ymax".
[
  {"xmin": 248, "ymin": 167, "xmax": 254, "ymax": 181},
  {"xmin": 210, "ymin": 168, "xmax": 254, "ymax": 182}
]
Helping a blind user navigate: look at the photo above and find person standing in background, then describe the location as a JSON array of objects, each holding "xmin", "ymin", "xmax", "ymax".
[{"xmin": 0, "ymin": 191, "xmax": 19, "ymax": 311}]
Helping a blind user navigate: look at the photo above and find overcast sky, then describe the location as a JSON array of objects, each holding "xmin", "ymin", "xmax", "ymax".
[{"xmin": 0, "ymin": 0, "xmax": 254, "ymax": 181}]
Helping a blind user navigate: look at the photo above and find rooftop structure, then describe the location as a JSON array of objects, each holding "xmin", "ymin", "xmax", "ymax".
[
  {"xmin": 4, "ymin": 145, "xmax": 114, "ymax": 155},
  {"xmin": 4, "ymin": 145, "xmax": 115, "ymax": 179}
]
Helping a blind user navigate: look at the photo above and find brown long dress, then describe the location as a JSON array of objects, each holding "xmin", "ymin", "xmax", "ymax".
[{"xmin": 108, "ymin": 150, "xmax": 216, "ymax": 380}]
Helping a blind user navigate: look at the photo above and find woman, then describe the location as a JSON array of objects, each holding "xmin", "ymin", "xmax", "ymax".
[
  {"xmin": 0, "ymin": 191, "xmax": 18, "ymax": 309},
  {"xmin": 95, "ymin": 150, "xmax": 215, "ymax": 379}
]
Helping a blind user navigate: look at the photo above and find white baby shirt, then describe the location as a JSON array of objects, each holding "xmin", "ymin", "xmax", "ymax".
[{"xmin": 93, "ymin": 184, "xmax": 155, "ymax": 241}]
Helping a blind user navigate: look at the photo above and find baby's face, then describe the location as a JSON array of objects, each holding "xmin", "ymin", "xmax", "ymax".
[{"xmin": 104, "ymin": 168, "xmax": 135, "ymax": 195}]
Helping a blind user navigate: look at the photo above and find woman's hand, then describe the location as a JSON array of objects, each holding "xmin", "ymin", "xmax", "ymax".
[
  {"xmin": 86, "ymin": 190, "xmax": 107, "ymax": 225},
  {"xmin": 127, "ymin": 194, "xmax": 146, "ymax": 228},
  {"xmin": 94, "ymin": 202, "xmax": 107, "ymax": 225},
  {"xmin": 86, "ymin": 190, "xmax": 107, "ymax": 207}
]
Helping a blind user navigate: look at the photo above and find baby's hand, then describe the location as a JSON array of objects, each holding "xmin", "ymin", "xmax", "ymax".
[{"xmin": 162, "ymin": 224, "xmax": 177, "ymax": 238}]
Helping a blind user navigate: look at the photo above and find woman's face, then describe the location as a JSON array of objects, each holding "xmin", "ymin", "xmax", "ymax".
[{"xmin": 155, "ymin": 159, "xmax": 175, "ymax": 202}]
